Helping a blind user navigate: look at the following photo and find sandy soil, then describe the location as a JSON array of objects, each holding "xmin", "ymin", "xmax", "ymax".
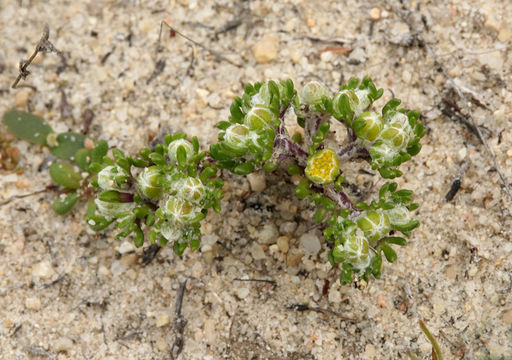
[{"xmin": 1, "ymin": 0, "xmax": 511, "ymax": 359}]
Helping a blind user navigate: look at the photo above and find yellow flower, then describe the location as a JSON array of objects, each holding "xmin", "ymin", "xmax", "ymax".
[{"xmin": 305, "ymin": 148, "xmax": 340, "ymax": 184}]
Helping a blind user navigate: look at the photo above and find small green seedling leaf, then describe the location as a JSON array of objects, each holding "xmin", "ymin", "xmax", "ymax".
[
  {"xmin": 49, "ymin": 161, "xmax": 82, "ymax": 189},
  {"xmin": 92, "ymin": 140, "xmax": 109, "ymax": 163},
  {"xmin": 3, "ymin": 110, "xmax": 53, "ymax": 145},
  {"xmin": 50, "ymin": 132, "xmax": 86, "ymax": 160},
  {"xmin": 52, "ymin": 192, "xmax": 78, "ymax": 215},
  {"xmin": 75, "ymin": 148, "xmax": 92, "ymax": 171}
]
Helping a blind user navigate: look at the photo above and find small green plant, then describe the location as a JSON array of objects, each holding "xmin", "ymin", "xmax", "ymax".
[{"xmin": 3, "ymin": 77, "xmax": 425, "ymax": 284}]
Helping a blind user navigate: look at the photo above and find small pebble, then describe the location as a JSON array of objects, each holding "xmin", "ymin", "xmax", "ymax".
[
  {"xmin": 247, "ymin": 172, "xmax": 266, "ymax": 192},
  {"xmin": 299, "ymin": 231, "xmax": 321, "ymax": 256},
  {"xmin": 31, "ymin": 261, "xmax": 55, "ymax": 279},
  {"xmin": 120, "ymin": 253, "xmax": 138, "ymax": 266},
  {"xmin": 84, "ymin": 138, "xmax": 94, "ymax": 150},
  {"xmin": 445, "ymin": 264, "xmax": 457, "ymax": 279},
  {"xmin": 376, "ymin": 294, "xmax": 387, "ymax": 308},
  {"xmin": 258, "ymin": 224, "xmax": 279, "ymax": 244},
  {"xmin": 501, "ymin": 308, "xmax": 512, "ymax": 324},
  {"xmin": 202, "ymin": 250, "xmax": 215, "ymax": 264},
  {"xmin": 420, "ymin": 342, "xmax": 433, "ymax": 354},
  {"xmin": 347, "ymin": 47, "xmax": 366, "ymax": 65},
  {"xmin": 15, "ymin": 178, "xmax": 31, "ymax": 189},
  {"xmin": 364, "ymin": 343, "xmax": 377, "ymax": 359},
  {"xmin": 97, "ymin": 265, "xmax": 110, "ymax": 277},
  {"xmin": 110, "ymin": 261, "xmax": 127, "ymax": 277},
  {"xmin": 370, "ymin": 7, "xmax": 381, "ymax": 20},
  {"xmin": 155, "ymin": 337, "xmax": 168, "ymax": 352},
  {"xmin": 250, "ymin": 243, "xmax": 266, "ymax": 260},
  {"xmin": 236, "ymin": 287, "xmax": 250, "ymax": 300},
  {"xmin": 203, "ymin": 318, "xmax": 217, "ymax": 344},
  {"xmin": 286, "ymin": 249, "xmax": 303, "ymax": 267},
  {"xmin": 478, "ymin": 51, "xmax": 503, "ymax": 72},
  {"xmin": 14, "ymin": 89, "xmax": 32, "ymax": 108},
  {"xmin": 54, "ymin": 337, "xmax": 73, "ymax": 352},
  {"xmin": 468, "ymin": 265, "xmax": 478, "ymax": 277},
  {"xmin": 328, "ymin": 288, "xmax": 341, "ymax": 303},
  {"xmin": 252, "ymin": 36, "xmax": 278, "ymax": 64},
  {"xmin": 25, "ymin": 297, "xmax": 41, "ymax": 310},
  {"xmin": 279, "ymin": 221, "xmax": 297, "ymax": 235},
  {"xmin": 118, "ymin": 241, "xmax": 135, "ymax": 255},
  {"xmin": 498, "ymin": 28, "xmax": 512, "ymax": 42},
  {"xmin": 277, "ymin": 236, "xmax": 290, "ymax": 253},
  {"xmin": 155, "ymin": 314, "xmax": 171, "ymax": 327}
]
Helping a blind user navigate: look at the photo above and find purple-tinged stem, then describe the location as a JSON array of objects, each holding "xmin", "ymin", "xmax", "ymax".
[
  {"xmin": 337, "ymin": 144, "xmax": 370, "ymax": 163},
  {"xmin": 323, "ymin": 185, "xmax": 362, "ymax": 218}
]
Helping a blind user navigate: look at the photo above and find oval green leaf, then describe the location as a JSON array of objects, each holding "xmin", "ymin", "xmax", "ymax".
[
  {"xmin": 49, "ymin": 161, "xmax": 82, "ymax": 189},
  {"xmin": 52, "ymin": 192, "xmax": 78, "ymax": 215},
  {"xmin": 50, "ymin": 132, "xmax": 86, "ymax": 160},
  {"xmin": 3, "ymin": 110, "xmax": 53, "ymax": 145}
]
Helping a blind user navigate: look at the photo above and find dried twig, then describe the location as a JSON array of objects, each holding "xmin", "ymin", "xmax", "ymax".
[
  {"xmin": 39, "ymin": 274, "xmax": 67, "ymax": 290},
  {"xmin": 146, "ymin": 59, "xmax": 166, "ymax": 85},
  {"xmin": 9, "ymin": 323, "xmax": 22, "ymax": 337},
  {"xmin": 0, "ymin": 187, "xmax": 54, "ymax": 206},
  {"xmin": 24, "ymin": 345, "xmax": 54, "ymax": 359},
  {"xmin": 296, "ymin": 35, "xmax": 354, "ymax": 45},
  {"xmin": 60, "ymin": 89, "xmax": 73, "ymax": 120},
  {"xmin": 286, "ymin": 304, "xmax": 355, "ymax": 322},
  {"xmin": 214, "ymin": 3, "xmax": 249, "ymax": 37},
  {"xmin": 234, "ymin": 278, "xmax": 276, "ymax": 285},
  {"xmin": 388, "ymin": 0, "xmax": 512, "ymax": 203},
  {"xmin": 81, "ymin": 109, "xmax": 94, "ymax": 135},
  {"xmin": 158, "ymin": 19, "xmax": 241, "ymax": 67},
  {"xmin": 170, "ymin": 280, "xmax": 188, "ymax": 360},
  {"xmin": 12, "ymin": 25, "xmax": 62, "ymax": 89}
]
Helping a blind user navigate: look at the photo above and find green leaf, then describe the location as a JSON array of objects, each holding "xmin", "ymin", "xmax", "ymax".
[
  {"xmin": 371, "ymin": 252, "xmax": 383, "ymax": 278},
  {"xmin": 49, "ymin": 161, "xmax": 82, "ymax": 189},
  {"xmin": 173, "ymin": 241, "xmax": 188, "ymax": 256},
  {"xmin": 340, "ymin": 263, "xmax": 353, "ymax": 285},
  {"xmin": 51, "ymin": 192, "xmax": 78, "ymax": 215},
  {"xmin": 74, "ymin": 148, "xmax": 92, "ymax": 171},
  {"xmin": 149, "ymin": 230, "xmax": 158, "ymax": 244},
  {"xmin": 3, "ymin": 110, "xmax": 53, "ymax": 145},
  {"xmin": 190, "ymin": 239, "xmax": 200, "ymax": 251},
  {"xmin": 381, "ymin": 243, "xmax": 397, "ymax": 263},
  {"xmin": 86, "ymin": 215, "xmax": 113, "ymax": 231},
  {"xmin": 134, "ymin": 225, "xmax": 144, "ymax": 248},
  {"xmin": 91, "ymin": 140, "xmax": 109, "ymax": 163},
  {"xmin": 50, "ymin": 132, "xmax": 86, "ymax": 160},
  {"xmin": 385, "ymin": 237, "xmax": 407, "ymax": 246},
  {"xmin": 233, "ymin": 162, "xmax": 254, "ymax": 175}
]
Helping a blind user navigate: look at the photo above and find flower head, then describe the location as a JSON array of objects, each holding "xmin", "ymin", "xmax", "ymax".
[{"xmin": 305, "ymin": 148, "xmax": 341, "ymax": 184}]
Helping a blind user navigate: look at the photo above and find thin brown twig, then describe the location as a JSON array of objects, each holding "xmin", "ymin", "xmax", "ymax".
[
  {"xmin": 296, "ymin": 35, "xmax": 354, "ymax": 45},
  {"xmin": 170, "ymin": 279, "xmax": 188, "ymax": 360},
  {"xmin": 158, "ymin": 19, "xmax": 241, "ymax": 67},
  {"xmin": 286, "ymin": 304, "xmax": 356, "ymax": 322},
  {"xmin": 0, "ymin": 187, "xmax": 53, "ymax": 206},
  {"xmin": 388, "ymin": 0, "xmax": 512, "ymax": 203},
  {"xmin": 12, "ymin": 25, "xmax": 62, "ymax": 89},
  {"xmin": 234, "ymin": 278, "xmax": 276, "ymax": 285}
]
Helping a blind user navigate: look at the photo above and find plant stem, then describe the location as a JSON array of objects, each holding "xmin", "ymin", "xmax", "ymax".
[
  {"xmin": 323, "ymin": 184, "xmax": 362, "ymax": 217},
  {"xmin": 419, "ymin": 320, "xmax": 443, "ymax": 360}
]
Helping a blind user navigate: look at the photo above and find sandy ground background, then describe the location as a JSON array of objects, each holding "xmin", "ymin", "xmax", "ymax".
[{"xmin": 1, "ymin": 0, "xmax": 512, "ymax": 359}]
